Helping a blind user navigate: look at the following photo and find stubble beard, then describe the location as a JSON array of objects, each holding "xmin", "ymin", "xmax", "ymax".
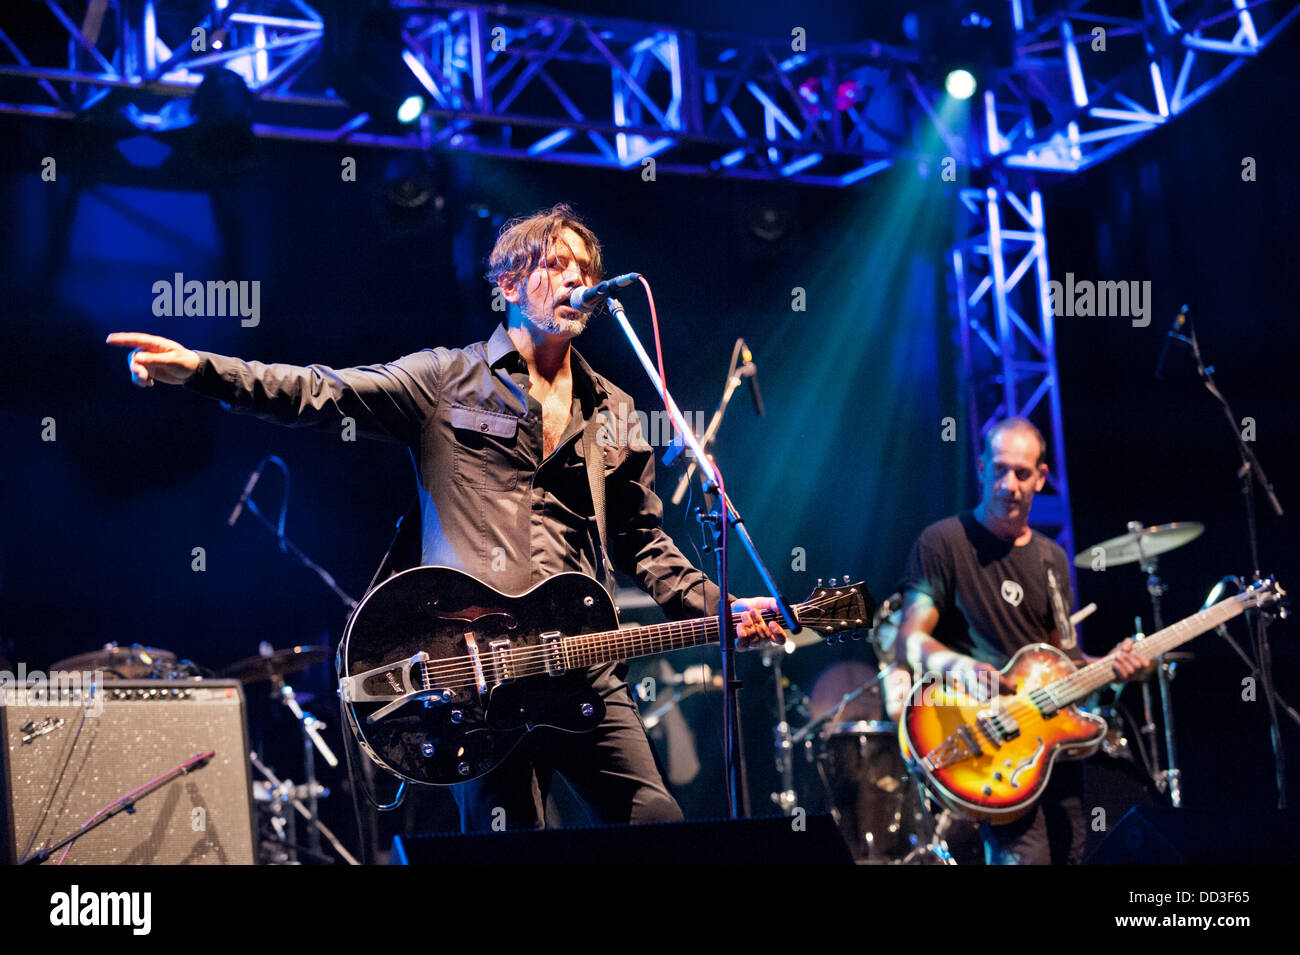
[{"xmin": 524, "ymin": 298, "xmax": 588, "ymax": 339}]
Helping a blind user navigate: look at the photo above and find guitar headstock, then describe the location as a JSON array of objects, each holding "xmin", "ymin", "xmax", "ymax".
[
  {"xmin": 1240, "ymin": 576, "xmax": 1288, "ymax": 616},
  {"xmin": 794, "ymin": 577, "xmax": 876, "ymax": 638}
]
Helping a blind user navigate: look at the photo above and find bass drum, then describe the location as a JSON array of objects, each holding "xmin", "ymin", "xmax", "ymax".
[{"xmin": 816, "ymin": 719, "xmax": 935, "ymax": 863}]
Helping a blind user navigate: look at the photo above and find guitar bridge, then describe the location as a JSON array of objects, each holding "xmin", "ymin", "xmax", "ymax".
[
  {"xmin": 339, "ymin": 651, "xmax": 454, "ymax": 723},
  {"xmin": 464, "ymin": 633, "xmax": 487, "ymax": 694},
  {"xmin": 921, "ymin": 730, "xmax": 982, "ymax": 772}
]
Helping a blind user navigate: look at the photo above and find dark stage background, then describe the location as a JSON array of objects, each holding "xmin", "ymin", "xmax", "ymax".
[{"xmin": 1, "ymin": 3, "xmax": 1295, "ymax": 858}]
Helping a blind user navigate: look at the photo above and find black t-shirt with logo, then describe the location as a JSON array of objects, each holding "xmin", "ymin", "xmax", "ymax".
[{"xmin": 899, "ymin": 511, "xmax": 1081, "ymax": 668}]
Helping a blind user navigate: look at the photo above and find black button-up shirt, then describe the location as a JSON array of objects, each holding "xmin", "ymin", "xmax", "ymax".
[{"xmin": 183, "ymin": 323, "xmax": 721, "ymax": 620}]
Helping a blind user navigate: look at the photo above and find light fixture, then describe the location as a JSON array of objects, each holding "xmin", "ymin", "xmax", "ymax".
[{"xmin": 945, "ymin": 68, "xmax": 977, "ymax": 99}]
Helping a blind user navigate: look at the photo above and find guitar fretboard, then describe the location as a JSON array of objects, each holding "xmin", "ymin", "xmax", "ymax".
[
  {"xmin": 559, "ymin": 610, "xmax": 785, "ymax": 672},
  {"xmin": 1047, "ymin": 593, "xmax": 1249, "ymax": 707}
]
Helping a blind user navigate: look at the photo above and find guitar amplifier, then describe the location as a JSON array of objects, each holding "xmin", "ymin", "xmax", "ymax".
[{"xmin": 0, "ymin": 679, "xmax": 256, "ymax": 865}]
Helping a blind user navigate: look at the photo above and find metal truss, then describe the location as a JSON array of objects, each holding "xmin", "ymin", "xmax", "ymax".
[
  {"xmin": 1, "ymin": 1, "xmax": 1292, "ymax": 179},
  {"xmin": 951, "ymin": 186, "xmax": 1078, "ymax": 579},
  {"xmin": 0, "ymin": 0, "xmax": 939, "ymax": 186},
  {"xmin": 984, "ymin": 0, "xmax": 1300, "ymax": 172}
]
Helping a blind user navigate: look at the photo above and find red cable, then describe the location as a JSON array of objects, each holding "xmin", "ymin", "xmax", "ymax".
[{"xmin": 637, "ymin": 275, "xmax": 667, "ymax": 397}]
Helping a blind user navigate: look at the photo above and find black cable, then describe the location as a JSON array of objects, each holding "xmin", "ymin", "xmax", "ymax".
[
  {"xmin": 338, "ymin": 680, "xmax": 373, "ymax": 865},
  {"xmin": 19, "ymin": 686, "xmax": 94, "ymax": 861}
]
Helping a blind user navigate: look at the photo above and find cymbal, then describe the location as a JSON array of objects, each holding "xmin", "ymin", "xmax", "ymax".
[
  {"xmin": 220, "ymin": 645, "xmax": 330, "ymax": 684},
  {"xmin": 52, "ymin": 643, "xmax": 177, "ymax": 679},
  {"xmin": 1075, "ymin": 521, "xmax": 1204, "ymax": 569}
]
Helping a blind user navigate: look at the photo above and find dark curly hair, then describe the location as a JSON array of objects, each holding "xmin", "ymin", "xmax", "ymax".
[{"xmin": 485, "ymin": 203, "xmax": 604, "ymax": 293}]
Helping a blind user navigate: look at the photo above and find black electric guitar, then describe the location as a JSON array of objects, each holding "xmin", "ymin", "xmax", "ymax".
[{"xmin": 339, "ymin": 566, "xmax": 873, "ymax": 784}]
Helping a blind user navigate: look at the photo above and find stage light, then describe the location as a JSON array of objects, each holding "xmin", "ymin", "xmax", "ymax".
[
  {"xmin": 319, "ymin": 1, "xmax": 427, "ymax": 133},
  {"xmin": 397, "ymin": 95, "xmax": 425, "ymax": 124},
  {"xmin": 945, "ymin": 69, "xmax": 977, "ymax": 99},
  {"xmin": 909, "ymin": 3, "xmax": 1013, "ymax": 101},
  {"xmin": 190, "ymin": 69, "xmax": 255, "ymax": 164}
]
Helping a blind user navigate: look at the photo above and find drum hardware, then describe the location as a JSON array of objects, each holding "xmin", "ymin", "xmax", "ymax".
[
  {"xmin": 249, "ymin": 752, "xmax": 357, "ymax": 865},
  {"xmin": 781, "ymin": 661, "xmax": 960, "ymax": 863},
  {"xmin": 759, "ymin": 639, "xmax": 800, "ymax": 816},
  {"xmin": 1077, "ymin": 520, "xmax": 1206, "ymax": 808},
  {"xmin": 224, "ymin": 643, "xmax": 339, "ymax": 862},
  {"xmin": 640, "ymin": 664, "xmax": 722, "ymax": 730},
  {"xmin": 219, "ymin": 644, "xmax": 331, "ymax": 684},
  {"xmin": 50, "ymin": 643, "xmax": 201, "ymax": 681},
  {"xmin": 1200, "ymin": 576, "xmax": 1300, "ymax": 732},
  {"xmin": 1072, "ymin": 521, "xmax": 1205, "ymax": 570}
]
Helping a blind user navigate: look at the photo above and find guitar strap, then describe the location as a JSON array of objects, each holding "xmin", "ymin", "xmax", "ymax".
[
  {"xmin": 1044, "ymin": 563, "xmax": 1079, "ymax": 655},
  {"xmin": 582, "ymin": 413, "xmax": 617, "ymax": 596}
]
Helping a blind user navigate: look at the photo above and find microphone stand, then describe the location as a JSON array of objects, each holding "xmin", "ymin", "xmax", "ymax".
[
  {"xmin": 1179, "ymin": 314, "xmax": 1288, "ymax": 807},
  {"xmin": 234, "ymin": 457, "xmax": 358, "ymax": 611},
  {"xmin": 670, "ymin": 338, "xmax": 749, "ymax": 506},
  {"xmin": 606, "ymin": 296, "xmax": 797, "ymax": 820},
  {"xmin": 20, "ymin": 752, "xmax": 214, "ymax": 865}
]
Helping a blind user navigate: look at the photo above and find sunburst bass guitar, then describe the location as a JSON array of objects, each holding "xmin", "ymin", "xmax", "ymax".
[
  {"xmin": 339, "ymin": 566, "xmax": 873, "ymax": 784},
  {"xmin": 899, "ymin": 577, "xmax": 1284, "ymax": 822}
]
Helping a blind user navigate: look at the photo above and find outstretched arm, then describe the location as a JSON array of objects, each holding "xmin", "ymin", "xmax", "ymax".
[{"xmin": 107, "ymin": 332, "xmax": 439, "ymax": 445}]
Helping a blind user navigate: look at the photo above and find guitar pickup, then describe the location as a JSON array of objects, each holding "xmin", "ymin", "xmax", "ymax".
[
  {"xmin": 539, "ymin": 632, "xmax": 564, "ymax": 675},
  {"xmin": 976, "ymin": 709, "xmax": 1021, "ymax": 745},
  {"xmin": 488, "ymin": 638, "xmax": 516, "ymax": 685},
  {"xmin": 1029, "ymin": 688, "xmax": 1059, "ymax": 719}
]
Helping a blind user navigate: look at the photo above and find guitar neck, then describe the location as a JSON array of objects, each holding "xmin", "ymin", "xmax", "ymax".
[
  {"xmin": 1053, "ymin": 594, "xmax": 1248, "ymax": 705},
  {"xmin": 561, "ymin": 609, "xmax": 784, "ymax": 671}
]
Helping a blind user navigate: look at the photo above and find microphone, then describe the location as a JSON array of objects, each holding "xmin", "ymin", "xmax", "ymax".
[
  {"xmin": 227, "ymin": 461, "xmax": 265, "ymax": 526},
  {"xmin": 1154, "ymin": 305, "xmax": 1189, "ymax": 380},
  {"xmin": 739, "ymin": 342, "xmax": 765, "ymax": 416},
  {"xmin": 569, "ymin": 272, "xmax": 641, "ymax": 313}
]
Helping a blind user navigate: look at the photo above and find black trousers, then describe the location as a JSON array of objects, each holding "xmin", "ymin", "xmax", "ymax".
[
  {"xmin": 450, "ymin": 663, "xmax": 684, "ymax": 833},
  {"xmin": 979, "ymin": 760, "xmax": 1087, "ymax": 865}
]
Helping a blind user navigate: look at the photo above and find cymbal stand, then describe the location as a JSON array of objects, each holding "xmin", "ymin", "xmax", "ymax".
[
  {"xmin": 272, "ymin": 677, "xmax": 338, "ymax": 860},
  {"xmin": 761, "ymin": 641, "xmax": 798, "ymax": 815},
  {"xmin": 1131, "ymin": 524, "xmax": 1182, "ymax": 807},
  {"xmin": 249, "ymin": 752, "xmax": 357, "ymax": 865}
]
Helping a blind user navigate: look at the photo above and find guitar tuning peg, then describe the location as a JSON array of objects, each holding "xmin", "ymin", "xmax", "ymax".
[
  {"xmin": 843, "ymin": 573, "xmax": 850, "ymax": 586},
  {"xmin": 816, "ymin": 578, "xmax": 823, "ymax": 587}
]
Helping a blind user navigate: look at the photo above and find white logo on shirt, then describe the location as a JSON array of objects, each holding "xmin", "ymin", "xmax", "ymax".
[{"xmin": 1001, "ymin": 580, "xmax": 1025, "ymax": 607}]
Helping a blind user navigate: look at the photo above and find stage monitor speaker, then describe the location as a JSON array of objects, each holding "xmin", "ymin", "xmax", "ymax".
[
  {"xmin": 391, "ymin": 813, "xmax": 855, "ymax": 865},
  {"xmin": 1, "ymin": 679, "xmax": 256, "ymax": 865},
  {"xmin": 1085, "ymin": 806, "xmax": 1299, "ymax": 864}
]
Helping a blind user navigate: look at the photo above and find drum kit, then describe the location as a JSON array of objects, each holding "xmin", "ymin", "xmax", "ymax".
[{"xmin": 47, "ymin": 640, "xmax": 352, "ymax": 864}]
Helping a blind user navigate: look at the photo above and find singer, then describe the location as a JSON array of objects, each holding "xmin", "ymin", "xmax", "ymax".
[{"xmin": 106, "ymin": 202, "xmax": 784, "ymax": 833}]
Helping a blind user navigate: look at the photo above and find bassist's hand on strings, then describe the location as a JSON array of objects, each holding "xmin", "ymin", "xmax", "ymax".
[{"xmin": 1098, "ymin": 638, "xmax": 1150, "ymax": 683}]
